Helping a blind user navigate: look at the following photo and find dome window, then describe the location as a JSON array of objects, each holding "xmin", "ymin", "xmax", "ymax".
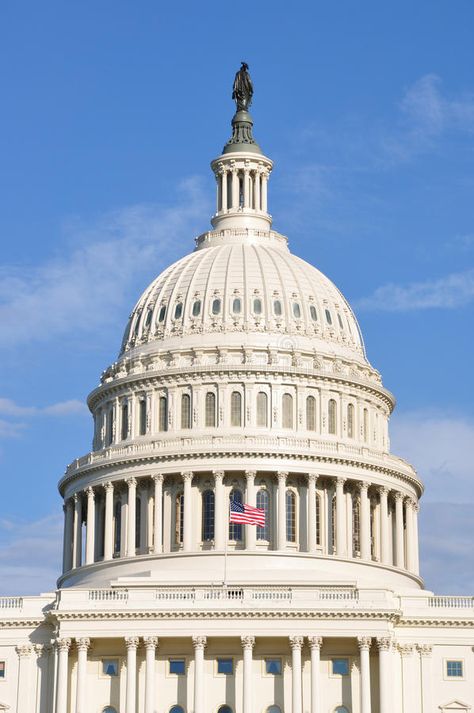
[
  {"xmin": 253, "ymin": 298, "xmax": 262, "ymax": 315},
  {"xmin": 192, "ymin": 300, "xmax": 201, "ymax": 317},
  {"xmin": 133, "ymin": 316, "xmax": 141, "ymax": 336},
  {"xmin": 212, "ymin": 298, "xmax": 222, "ymax": 315},
  {"xmin": 325, "ymin": 309, "xmax": 333, "ymax": 325},
  {"xmin": 174, "ymin": 303, "xmax": 183, "ymax": 320},
  {"xmin": 273, "ymin": 299, "xmax": 282, "ymax": 316},
  {"xmin": 144, "ymin": 308, "xmax": 153, "ymax": 328},
  {"xmin": 232, "ymin": 297, "xmax": 242, "ymax": 314},
  {"xmin": 158, "ymin": 305, "xmax": 166, "ymax": 323},
  {"xmin": 337, "ymin": 313, "xmax": 344, "ymax": 329},
  {"xmin": 310, "ymin": 305, "xmax": 318, "ymax": 321},
  {"xmin": 292, "ymin": 302, "xmax": 301, "ymax": 319}
]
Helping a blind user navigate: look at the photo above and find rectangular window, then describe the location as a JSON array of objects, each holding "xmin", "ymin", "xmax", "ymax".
[
  {"xmin": 0, "ymin": 661, "xmax": 5, "ymax": 678},
  {"xmin": 265, "ymin": 658, "xmax": 282, "ymax": 675},
  {"xmin": 139, "ymin": 399, "xmax": 147, "ymax": 435},
  {"xmin": 332, "ymin": 658, "xmax": 349, "ymax": 676},
  {"xmin": 217, "ymin": 658, "xmax": 233, "ymax": 675},
  {"xmin": 446, "ymin": 660, "xmax": 463, "ymax": 678},
  {"xmin": 102, "ymin": 659, "xmax": 119, "ymax": 676},
  {"xmin": 169, "ymin": 659, "xmax": 186, "ymax": 675}
]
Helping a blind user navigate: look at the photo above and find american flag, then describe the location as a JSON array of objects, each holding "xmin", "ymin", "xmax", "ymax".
[{"xmin": 229, "ymin": 500, "xmax": 265, "ymax": 526}]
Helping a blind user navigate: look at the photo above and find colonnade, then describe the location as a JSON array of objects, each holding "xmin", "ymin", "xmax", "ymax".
[
  {"xmin": 215, "ymin": 164, "xmax": 269, "ymax": 214},
  {"xmin": 52, "ymin": 634, "xmax": 416, "ymax": 713},
  {"xmin": 62, "ymin": 471, "xmax": 419, "ymax": 577}
]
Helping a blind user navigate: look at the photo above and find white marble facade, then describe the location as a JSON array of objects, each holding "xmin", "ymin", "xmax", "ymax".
[{"xmin": 0, "ymin": 85, "xmax": 473, "ymax": 713}]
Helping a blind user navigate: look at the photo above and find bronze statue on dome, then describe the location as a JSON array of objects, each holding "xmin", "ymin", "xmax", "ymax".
[{"xmin": 232, "ymin": 62, "xmax": 253, "ymax": 111}]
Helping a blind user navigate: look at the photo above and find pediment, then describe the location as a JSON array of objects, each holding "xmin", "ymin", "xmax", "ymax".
[{"xmin": 439, "ymin": 701, "xmax": 471, "ymax": 712}]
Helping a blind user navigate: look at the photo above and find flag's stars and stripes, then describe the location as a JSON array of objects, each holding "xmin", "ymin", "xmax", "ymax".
[{"xmin": 229, "ymin": 500, "xmax": 265, "ymax": 526}]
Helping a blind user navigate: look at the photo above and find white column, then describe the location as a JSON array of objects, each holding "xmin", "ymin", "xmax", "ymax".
[
  {"xmin": 254, "ymin": 170, "xmax": 261, "ymax": 211},
  {"xmin": 413, "ymin": 502, "xmax": 420, "ymax": 575},
  {"xmin": 399, "ymin": 645, "xmax": 416, "ymax": 713},
  {"xmin": 358, "ymin": 637, "xmax": 372, "ymax": 713},
  {"xmin": 214, "ymin": 471, "xmax": 225, "ymax": 549},
  {"xmin": 379, "ymin": 487, "xmax": 390, "ymax": 564},
  {"xmin": 126, "ymin": 477, "xmax": 137, "ymax": 557},
  {"xmin": 182, "ymin": 472, "xmax": 193, "ymax": 552},
  {"xmin": 73, "ymin": 493, "xmax": 82, "ymax": 568},
  {"xmin": 75, "ymin": 638, "xmax": 90, "ymax": 713},
  {"xmin": 308, "ymin": 636, "xmax": 322, "ymax": 713},
  {"xmin": 85, "ymin": 488, "xmax": 95, "ymax": 565},
  {"xmin": 335, "ymin": 477, "xmax": 346, "ymax": 557},
  {"xmin": 215, "ymin": 174, "xmax": 220, "ymax": 213},
  {"xmin": 307, "ymin": 474, "xmax": 317, "ymax": 553},
  {"xmin": 359, "ymin": 482, "xmax": 371, "ymax": 560},
  {"xmin": 261, "ymin": 171, "xmax": 268, "ymax": 211},
  {"xmin": 55, "ymin": 638, "xmax": 71, "ymax": 713},
  {"xmin": 405, "ymin": 498, "xmax": 415, "ymax": 572},
  {"xmin": 377, "ymin": 637, "xmax": 392, "ymax": 713},
  {"xmin": 290, "ymin": 636, "xmax": 303, "ymax": 713},
  {"xmin": 245, "ymin": 470, "xmax": 256, "ymax": 550},
  {"xmin": 394, "ymin": 493, "xmax": 405, "ymax": 568},
  {"xmin": 241, "ymin": 636, "xmax": 255, "ymax": 713},
  {"xmin": 243, "ymin": 168, "xmax": 250, "ymax": 208},
  {"xmin": 152, "ymin": 474, "xmax": 163, "ymax": 554},
  {"xmin": 192, "ymin": 635, "xmax": 207, "ymax": 713},
  {"xmin": 125, "ymin": 636, "xmax": 139, "ymax": 713},
  {"xmin": 277, "ymin": 471, "xmax": 287, "ymax": 550},
  {"xmin": 103, "ymin": 482, "xmax": 114, "ymax": 561},
  {"xmin": 418, "ymin": 645, "xmax": 433, "ymax": 713},
  {"xmin": 221, "ymin": 169, "xmax": 228, "ymax": 211},
  {"xmin": 62, "ymin": 499, "xmax": 74, "ymax": 573},
  {"xmin": 144, "ymin": 637, "xmax": 158, "ymax": 713},
  {"xmin": 16, "ymin": 645, "xmax": 33, "ymax": 713},
  {"xmin": 231, "ymin": 168, "xmax": 239, "ymax": 208}
]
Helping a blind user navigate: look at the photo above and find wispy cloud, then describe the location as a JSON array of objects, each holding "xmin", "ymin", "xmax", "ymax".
[
  {"xmin": 0, "ymin": 177, "xmax": 209, "ymax": 349},
  {"xmin": 354, "ymin": 268, "xmax": 474, "ymax": 312},
  {"xmin": 0, "ymin": 397, "xmax": 88, "ymax": 440}
]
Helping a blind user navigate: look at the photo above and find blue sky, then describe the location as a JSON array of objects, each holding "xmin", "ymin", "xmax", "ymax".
[{"xmin": 1, "ymin": 1, "xmax": 473, "ymax": 595}]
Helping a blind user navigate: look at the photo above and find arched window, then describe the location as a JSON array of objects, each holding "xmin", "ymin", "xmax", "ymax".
[
  {"xmin": 159, "ymin": 396, "xmax": 168, "ymax": 432},
  {"xmin": 121, "ymin": 403, "xmax": 129, "ymax": 440},
  {"xmin": 158, "ymin": 305, "xmax": 166, "ymax": 323},
  {"xmin": 328, "ymin": 399, "xmax": 337, "ymax": 435},
  {"xmin": 114, "ymin": 500, "xmax": 122, "ymax": 554},
  {"xmin": 169, "ymin": 707, "xmax": 185, "ymax": 713},
  {"xmin": 256, "ymin": 489, "xmax": 270, "ymax": 541},
  {"xmin": 347, "ymin": 403, "xmax": 354, "ymax": 438},
  {"xmin": 331, "ymin": 494, "xmax": 336, "ymax": 553},
  {"xmin": 267, "ymin": 705, "xmax": 282, "ymax": 713},
  {"xmin": 212, "ymin": 298, "xmax": 222, "ymax": 315},
  {"xmin": 135, "ymin": 495, "xmax": 141, "ymax": 550},
  {"xmin": 325, "ymin": 308, "xmax": 333, "ymax": 325},
  {"xmin": 316, "ymin": 493, "xmax": 321, "ymax": 546},
  {"xmin": 103, "ymin": 708, "xmax": 118, "ymax": 713},
  {"xmin": 335, "ymin": 708, "xmax": 349, "ymax": 713},
  {"xmin": 253, "ymin": 298, "xmax": 262, "ymax": 315},
  {"xmin": 352, "ymin": 496, "xmax": 360, "ymax": 556},
  {"xmin": 256, "ymin": 392, "xmax": 268, "ymax": 427},
  {"xmin": 205, "ymin": 392, "xmax": 216, "ymax": 427},
  {"xmin": 230, "ymin": 391, "xmax": 242, "ymax": 427},
  {"xmin": 202, "ymin": 490, "xmax": 215, "ymax": 542},
  {"xmin": 306, "ymin": 395, "xmax": 316, "ymax": 431},
  {"xmin": 273, "ymin": 299, "xmax": 282, "ymax": 316},
  {"xmin": 310, "ymin": 305, "xmax": 318, "ymax": 321},
  {"xmin": 232, "ymin": 297, "xmax": 241, "ymax": 314},
  {"xmin": 175, "ymin": 493, "xmax": 184, "ymax": 545},
  {"xmin": 282, "ymin": 393, "xmax": 293, "ymax": 429},
  {"xmin": 106, "ymin": 407, "xmax": 113, "ymax": 446},
  {"xmin": 363, "ymin": 408, "xmax": 369, "ymax": 442},
  {"xmin": 292, "ymin": 302, "xmax": 301, "ymax": 318},
  {"xmin": 139, "ymin": 399, "xmax": 147, "ymax": 436},
  {"xmin": 286, "ymin": 490, "xmax": 296, "ymax": 543},
  {"xmin": 217, "ymin": 707, "xmax": 233, "ymax": 713},
  {"xmin": 181, "ymin": 394, "xmax": 191, "ymax": 429},
  {"xmin": 229, "ymin": 489, "xmax": 243, "ymax": 541},
  {"xmin": 192, "ymin": 300, "xmax": 201, "ymax": 317}
]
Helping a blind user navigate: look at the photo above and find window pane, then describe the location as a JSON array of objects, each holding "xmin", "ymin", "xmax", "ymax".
[
  {"xmin": 253, "ymin": 298, "xmax": 262, "ymax": 314},
  {"xmin": 347, "ymin": 403, "xmax": 354, "ymax": 438},
  {"xmin": 121, "ymin": 404, "xmax": 128, "ymax": 440},
  {"xmin": 192, "ymin": 300, "xmax": 201, "ymax": 316},
  {"xmin": 212, "ymin": 298, "xmax": 221, "ymax": 315},
  {"xmin": 292, "ymin": 302, "xmax": 301, "ymax": 318},
  {"xmin": 229, "ymin": 489, "xmax": 243, "ymax": 541},
  {"xmin": 306, "ymin": 395, "xmax": 316, "ymax": 431},
  {"xmin": 0, "ymin": 661, "xmax": 5, "ymax": 678},
  {"xmin": 265, "ymin": 658, "xmax": 282, "ymax": 675},
  {"xmin": 174, "ymin": 303, "xmax": 183, "ymax": 319},
  {"xmin": 337, "ymin": 313, "xmax": 344, "ymax": 329},
  {"xmin": 256, "ymin": 489, "xmax": 270, "ymax": 540},
  {"xmin": 181, "ymin": 394, "xmax": 191, "ymax": 429},
  {"xmin": 205, "ymin": 392, "xmax": 216, "ymax": 427},
  {"xmin": 114, "ymin": 501, "xmax": 121, "ymax": 554},
  {"xmin": 175, "ymin": 494, "xmax": 184, "ymax": 544},
  {"xmin": 273, "ymin": 299, "xmax": 282, "ymax": 316},
  {"xmin": 202, "ymin": 490, "xmax": 215, "ymax": 541},
  {"xmin": 310, "ymin": 305, "xmax": 318, "ymax": 321},
  {"xmin": 169, "ymin": 707, "xmax": 185, "ymax": 713},
  {"xmin": 159, "ymin": 396, "xmax": 168, "ymax": 432},
  {"xmin": 103, "ymin": 708, "xmax": 117, "ymax": 713},
  {"xmin": 217, "ymin": 658, "xmax": 233, "ymax": 674},
  {"xmin": 231, "ymin": 391, "xmax": 242, "ymax": 427},
  {"xmin": 102, "ymin": 659, "xmax": 119, "ymax": 676},
  {"xmin": 446, "ymin": 660, "xmax": 463, "ymax": 677},
  {"xmin": 158, "ymin": 305, "xmax": 166, "ymax": 323},
  {"xmin": 332, "ymin": 658, "xmax": 349, "ymax": 675},
  {"xmin": 144, "ymin": 308, "xmax": 152, "ymax": 327},
  {"xmin": 325, "ymin": 308, "xmax": 332, "ymax": 325},
  {"xmin": 282, "ymin": 394, "xmax": 293, "ymax": 429},
  {"xmin": 286, "ymin": 490, "xmax": 296, "ymax": 542},
  {"xmin": 169, "ymin": 659, "xmax": 186, "ymax": 675},
  {"xmin": 328, "ymin": 399, "xmax": 337, "ymax": 435},
  {"xmin": 232, "ymin": 298, "xmax": 241, "ymax": 314},
  {"xmin": 139, "ymin": 399, "xmax": 147, "ymax": 436},
  {"xmin": 256, "ymin": 392, "xmax": 268, "ymax": 427},
  {"xmin": 267, "ymin": 708, "xmax": 281, "ymax": 713}
]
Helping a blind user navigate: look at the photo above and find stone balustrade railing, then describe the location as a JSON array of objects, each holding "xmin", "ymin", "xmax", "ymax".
[
  {"xmin": 428, "ymin": 595, "xmax": 474, "ymax": 608},
  {"xmin": 0, "ymin": 597, "xmax": 23, "ymax": 609}
]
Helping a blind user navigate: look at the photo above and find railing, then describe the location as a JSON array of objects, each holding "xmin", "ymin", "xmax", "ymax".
[
  {"xmin": 89, "ymin": 589, "xmax": 129, "ymax": 602},
  {"xmin": 0, "ymin": 597, "xmax": 23, "ymax": 609},
  {"xmin": 317, "ymin": 588, "xmax": 359, "ymax": 601},
  {"xmin": 155, "ymin": 588, "xmax": 195, "ymax": 601},
  {"xmin": 428, "ymin": 596, "xmax": 474, "ymax": 609}
]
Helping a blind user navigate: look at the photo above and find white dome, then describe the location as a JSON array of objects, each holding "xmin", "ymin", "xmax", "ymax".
[{"xmin": 120, "ymin": 231, "xmax": 366, "ymax": 364}]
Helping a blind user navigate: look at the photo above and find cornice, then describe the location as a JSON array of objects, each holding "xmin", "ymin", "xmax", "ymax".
[
  {"xmin": 397, "ymin": 617, "xmax": 474, "ymax": 628},
  {"xmin": 0, "ymin": 619, "xmax": 46, "ymax": 628}
]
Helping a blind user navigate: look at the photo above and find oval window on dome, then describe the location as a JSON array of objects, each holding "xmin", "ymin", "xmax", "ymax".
[
  {"xmin": 337, "ymin": 313, "xmax": 344, "ymax": 329},
  {"xmin": 232, "ymin": 297, "xmax": 241, "ymax": 314},
  {"xmin": 158, "ymin": 305, "xmax": 167, "ymax": 323},
  {"xmin": 192, "ymin": 300, "xmax": 201, "ymax": 317},
  {"xmin": 174, "ymin": 303, "xmax": 183, "ymax": 320},
  {"xmin": 310, "ymin": 305, "xmax": 318, "ymax": 321},
  {"xmin": 253, "ymin": 298, "xmax": 262, "ymax": 315},
  {"xmin": 144, "ymin": 307, "xmax": 153, "ymax": 328},
  {"xmin": 273, "ymin": 299, "xmax": 282, "ymax": 316},
  {"xmin": 292, "ymin": 302, "xmax": 301, "ymax": 319},
  {"xmin": 325, "ymin": 309, "xmax": 332, "ymax": 325},
  {"xmin": 133, "ymin": 316, "xmax": 141, "ymax": 336},
  {"xmin": 212, "ymin": 298, "xmax": 222, "ymax": 315}
]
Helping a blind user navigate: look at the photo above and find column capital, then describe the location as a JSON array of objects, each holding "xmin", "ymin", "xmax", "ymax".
[
  {"xmin": 125, "ymin": 636, "xmax": 140, "ymax": 650},
  {"xmin": 241, "ymin": 635, "xmax": 255, "ymax": 650},
  {"xmin": 417, "ymin": 644, "xmax": 433, "ymax": 657},
  {"xmin": 126, "ymin": 477, "xmax": 137, "ymax": 489},
  {"xmin": 143, "ymin": 636, "xmax": 159, "ymax": 650},
  {"xmin": 16, "ymin": 644, "xmax": 33, "ymax": 658},
  {"xmin": 277, "ymin": 471, "xmax": 288, "ymax": 483},
  {"xmin": 357, "ymin": 636, "xmax": 372, "ymax": 651},
  {"xmin": 192, "ymin": 635, "xmax": 207, "ymax": 651},
  {"xmin": 182, "ymin": 471, "xmax": 193, "ymax": 482},
  {"xmin": 104, "ymin": 481, "xmax": 114, "ymax": 493},
  {"xmin": 86, "ymin": 486, "xmax": 94, "ymax": 498},
  {"xmin": 307, "ymin": 472, "xmax": 318, "ymax": 485},
  {"xmin": 289, "ymin": 635, "xmax": 304, "ymax": 650},
  {"xmin": 405, "ymin": 496, "xmax": 415, "ymax": 508},
  {"xmin": 245, "ymin": 470, "xmax": 257, "ymax": 481},
  {"xmin": 56, "ymin": 638, "xmax": 72, "ymax": 653},
  {"xmin": 335, "ymin": 476, "xmax": 346, "ymax": 488},
  {"xmin": 377, "ymin": 485, "xmax": 389, "ymax": 497},
  {"xmin": 394, "ymin": 491, "xmax": 404, "ymax": 502},
  {"xmin": 358, "ymin": 480, "xmax": 370, "ymax": 493},
  {"xmin": 398, "ymin": 643, "xmax": 414, "ymax": 657},
  {"xmin": 307, "ymin": 636, "xmax": 323, "ymax": 650},
  {"xmin": 76, "ymin": 637, "xmax": 91, "ymax": 652},
  {"xmin": 151, "ymin": 473, "xmax": 164, "ymax": 484},
  {"xmin": 213, "ymin": 470, "xmax": 225, "ymax": 483},
  {"xmin": 376, "ymin": 636, "xmax": 392, "ymax": 652}
]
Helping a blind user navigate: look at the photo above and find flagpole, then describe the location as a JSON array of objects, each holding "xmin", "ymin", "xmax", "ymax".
[{"xmin": 223, "ymin": 497, "xmax": 229, "ymax": 587}]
